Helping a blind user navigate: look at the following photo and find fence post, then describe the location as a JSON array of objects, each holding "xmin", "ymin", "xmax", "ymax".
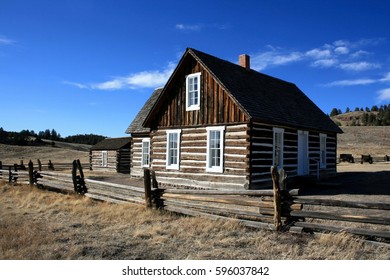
[
  {"xmin": 143, "ymin": 168, "xmax": 152, "ymax": 208},
  {"xmin": 72, "ymin": 160, "xmax": 77, "ymax": 191},
  {"xmin": 271, "ymin": 166, "xmax": 282, "ymax": 231},
  {"xmin": 48, "ymin": 160, "xmax": 54, "ymax": 170},
  {"xmin": 37, "ymin": 159, "xmax": 42, "ymax": 171},
  {"xmin": 20, "ymin": 160, "xmax": 26, "ymax": 170},
  {"xmin": 28, "ymin": 160, "xmax": 34, "ymax": 186},
  {"xmin": 8, "ymin": 166, "xmax": 12, "ymax": 183},
  {"xmin": 0, "ymin": 161, "xmax": 2, "ymax": 179}
]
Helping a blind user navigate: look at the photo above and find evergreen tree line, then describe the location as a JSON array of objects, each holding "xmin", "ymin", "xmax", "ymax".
[
  {"xmin": 330, "ymin": 104, "xmax": 390, "ymax": 126},
  {"xmin": 0, "ymin": 127, "xmax": 106, "ymax": 146}
]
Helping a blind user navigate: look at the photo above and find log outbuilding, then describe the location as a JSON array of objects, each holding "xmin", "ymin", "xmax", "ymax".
[{"xmin": 90, "ymin": 137, "xmax": 131, "ymax": 173}]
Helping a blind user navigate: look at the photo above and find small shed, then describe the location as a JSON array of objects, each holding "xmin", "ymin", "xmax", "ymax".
[{"xmin": 90, "ymin": 137, "xmax": 131, "ymax": 173}]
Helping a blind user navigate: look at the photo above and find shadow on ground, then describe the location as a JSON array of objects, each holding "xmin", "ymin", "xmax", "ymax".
[{"xmin": 296, "ymin": 171, "xmax": 390, "ymax": 196}]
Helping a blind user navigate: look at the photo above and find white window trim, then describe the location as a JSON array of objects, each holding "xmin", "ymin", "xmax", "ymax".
[
  {"xmin": 206, "ymin": 126, "xmax": 225, "ymax": 173},
  {"xmin": 101, "ymin": 151, "xmax": 108, "ymax": 167},
  {"xmin": 273, "ymin": 128, "xmax": 284, "ymax": 169},
  {"xmin": 186, "ymin": 72, "xmax": 201, "ymax": 111},
  {"xmin": 166, "ymin": 129, "xmax": 181, "ymax": 170},
  {"xmin": 320, "ymin": 133, "xmax": 327, "ymax": 168},
  {"xmin": 141, "ymin": 138, "xmax": 150, "ymax": 167}
]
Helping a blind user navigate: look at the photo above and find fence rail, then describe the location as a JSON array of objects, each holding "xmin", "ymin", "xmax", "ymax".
[{"xmin": 1, "ymin": 159, "xmax": 389, "ymax": 242}]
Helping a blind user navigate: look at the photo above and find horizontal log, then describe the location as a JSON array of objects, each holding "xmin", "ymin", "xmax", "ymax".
[
  {"xmin": 290, "ymin": 210, "xmax": 390, "ymax": 226},
  {"xmin": 162, "ymin": 205, "xmax": 274, "ymax": 230},
  {"xmin": 87, "ymin": 189, "xmax": 144, "ymax": 204},
  {"xmin": 85, "ymin": 193, "xmax": 135, "ymax": 204},
  {"xmin": 292, "ymin": 197, "xmax": 390, "ymax": 210},
  {"xmin": 39, "ymin": 171, "xmax": 73, "ymax": 178},
  {"xmin": 162, "ymin": 188, "xmax": 275, "ymax": 196},
  {"xmin": 294, "ymin": 222, "xmax": 390, "ymax": 240},
  {"xmin": 38, "ymin": 179, "xmax": 74, "ymax": 192},
  {"xmin": 84, "ymin": 179, "xmax": 144, "ymax": 193},
  {"xmin": 162, "ymin": 199, "xmax": 274, "ymax": 223},
  {"xmin": 88, "ymin": 185, "xmax": 145, "ymax": 199},
  {"xmin": 162, "ymin": 193, "xmax": 263, "ymax": 207}
]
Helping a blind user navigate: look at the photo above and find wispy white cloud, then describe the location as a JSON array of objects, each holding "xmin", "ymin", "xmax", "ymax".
[
  {"xmin": 339, "ymin": 62, "xmax": 381, "ymax": 71},
  {"xmin": 251, "ymin": 48, "xmax": 304, "ymax": 70},
  {"xmin": 0, "ymin": 35, "xmax": 16, "ymax": 45},
  {"xmin": 323, "ymin": 79, "xmax": 377, "ymax": 87},
  {"xmin": 305, "ymin": 48, "xmax": 332, "ymax": 59},
  {"xmin": 175, "ymin": 24, "xmax": 202, "ymax": 31},
  {"xmin": 62, "ymin": 81, "xmax": 90, "ymax": 89},
  {"xmin": 380, "ymin": 72, "xmax": 390, "ymax": 83},
  {"xmin": 323, "ymin": 72, "xmax": 390, "ymax": 87},
  {"xmin": 65, "ymin": 63, "xmax": 175, "ymax": 91},
  {"xmin": 311, "ymin": 59, "xmax": 338, "ymax": 68},
  {"xmin": 377, "ymin": 88, "xmax": 390, "ymax": 102},
  {"xmin": 251, "ymin": 38, "xmax": 383, "ymax": 72},
  {"xmin": 175, "ymin": 22, "xmax": 230, "ymax": 32}
]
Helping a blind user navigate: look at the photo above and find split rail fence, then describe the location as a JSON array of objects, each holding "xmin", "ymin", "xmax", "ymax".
[{"xmin": 1, "ymin": 159, "xmax": 389, "ymax": 241}]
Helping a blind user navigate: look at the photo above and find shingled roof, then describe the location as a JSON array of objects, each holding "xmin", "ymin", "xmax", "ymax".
[
  {"xmin": 125, "ymin": 88, "xmax": 163, "ymax": 134},
  {"xmin": 187, "ymin": 48, "xmax": 342, "ymax": 133},
  {"xmin": 90, "ymin": 137, "xmax": 131, "ymax": 151}
]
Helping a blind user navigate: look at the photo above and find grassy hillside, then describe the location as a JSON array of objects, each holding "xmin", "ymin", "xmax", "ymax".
[
  {"xmin": 337, "ymin": 126, "xmax": 390, "ymax": 157},
  {"xmin": 0, "ymin": 142, "xmax": 90, "ymax": 164}
]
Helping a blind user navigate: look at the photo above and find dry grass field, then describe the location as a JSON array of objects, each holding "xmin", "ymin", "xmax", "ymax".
[
  {"xmin": 337, "ymin": 126, "xmax": 390, "ymax": 158},
  {"xmin": 1, "ymin": 127, "xmax": 390, "ymax": 260},
  {"xmin": 1, "ymin": 181, "xmax": 389, "ymax": 260}
]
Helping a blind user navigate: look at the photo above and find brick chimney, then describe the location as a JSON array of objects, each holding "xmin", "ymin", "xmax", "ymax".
[{"xmin": 238, "ymin": 54, "xmax": 250, "ymax": 70}]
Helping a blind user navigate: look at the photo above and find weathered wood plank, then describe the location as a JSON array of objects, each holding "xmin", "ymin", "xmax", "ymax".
[
  {"xmin": 292, "ymin": 197, "xmax": 390, "ymax": 210},
  {"xmin": 290, "ymin": 210, "xmax": 390, "ymax": 225}
]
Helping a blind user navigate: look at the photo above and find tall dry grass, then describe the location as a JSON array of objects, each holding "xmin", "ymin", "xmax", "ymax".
[{"xmin": 0, "ymin": 181, "xmax": 389, "ymax": 260}]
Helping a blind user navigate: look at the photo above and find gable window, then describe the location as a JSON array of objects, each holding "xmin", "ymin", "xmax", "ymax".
[
  {"xmin": 166, "ymin": 129, "xmax": 181, "ymax": 170},
  {"xmin": 141, "ymin": 138, "xmax": 150, "ymax": 167},
  {"xmin": 320, "ymin": 133, "xmax": 327, "ymax": 168},
  {"xmin": 186, "ymin": 72, "xmax": 201, "ymax": 111},
  {"xmin": 102, "ymin": 151, "xmax": 108, "ymax": 167},
  {"xmin": 273, "ymin": 128, "xmax": 284, "ymax": 169},
  {"xmin": 206, "ymin": 126, "xmax": 225, "ymax": 173}
]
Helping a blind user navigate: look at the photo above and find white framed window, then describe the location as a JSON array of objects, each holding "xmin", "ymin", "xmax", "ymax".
[
  {"xmin": 320, "ymin": 133, "xmax": 327, "ymax": 168},
  {"xmin": 166, "ymin": 129, "xmax": 181, "ymax": 170},
  {"xmin": 273, "ymin": 128, "xmax": 284, "ymax": 169},
  {"xmin": 186, "ymin": 72, "xmax": 201, "ymax": 111},
  {"xmin": 101, "ymin": 151, "xmax": 108, "ymax": 167},
  {"xmin": 206, "ymin": 126, "xmax": 225, "ymax": 173},
  {"xmin": 141, "ymin": 138, "xmax": 150, "ymax": 167}
]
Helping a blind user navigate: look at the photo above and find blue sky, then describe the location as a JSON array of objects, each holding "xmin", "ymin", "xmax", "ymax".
[{"xmin": 1, "ymin": 0, "xmax": 390, "ymax": 137}]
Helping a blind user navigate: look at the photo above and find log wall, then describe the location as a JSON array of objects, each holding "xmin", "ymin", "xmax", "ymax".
[
  {"xmin": 130, "ymin": 137, "xmax": 144, "ymax": 177},
  {"xmin": 150, "ymin": 124, "xmax": 250, "ymax": 189},
  {"xmin": 249, "ymin": 121, "xmax": 338, "ymax": 188}
]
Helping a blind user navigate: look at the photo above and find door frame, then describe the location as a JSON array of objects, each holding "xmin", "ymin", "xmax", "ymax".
[{"xmin": 297, "ymin": 130, "xmax": 309, "ymax": 175}]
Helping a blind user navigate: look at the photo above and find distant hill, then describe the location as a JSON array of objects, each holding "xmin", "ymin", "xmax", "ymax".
[
  {"xmin": 0, "ymin": 127, "xmax": 106, "ymax": 147},
  {"xmin": 330, "ymin": 111, "xmax": 379, "ymax": 126},
  {"xmin": 329, "ymin": 104, "xmax": 390, "ymax": 126}
]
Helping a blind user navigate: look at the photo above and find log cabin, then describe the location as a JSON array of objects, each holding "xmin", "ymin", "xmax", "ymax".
[
  {"xmin": 127, "ymin": 48, "xmax": 343, "ymax": 189},
  {"xmin": 90, "ymin": 137, "xmax": 131, "ymax": 173}
]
